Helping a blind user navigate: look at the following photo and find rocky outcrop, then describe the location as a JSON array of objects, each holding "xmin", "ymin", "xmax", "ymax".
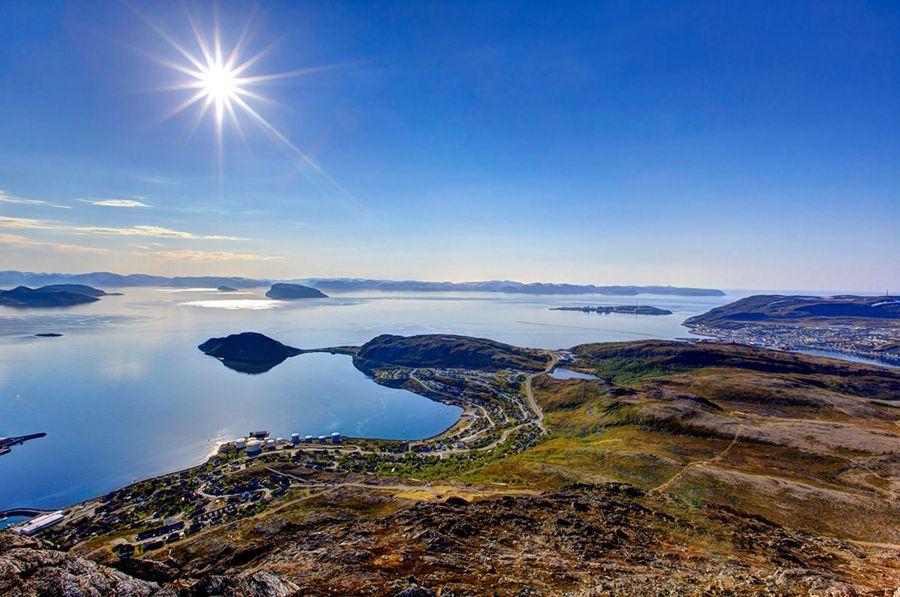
[
  {"xmin": 0, "ymin": 531, "xmax": 170, "ymax": 596},
  {"xmin": 185, "ymin": 571, "xmax": 298, "ymax": 596}
]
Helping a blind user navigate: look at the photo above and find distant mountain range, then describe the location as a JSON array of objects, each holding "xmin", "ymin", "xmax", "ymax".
[
  {"xmin": 0, "ymin": 271, "xmax": 725, "ymax": 296},
  {"xmin": 297, "ymin": 278, "xmax": 726, "ymax": 296},
  {"xmin": 0, "ymin": 271, "xmax": 265, "ymax": 289}
]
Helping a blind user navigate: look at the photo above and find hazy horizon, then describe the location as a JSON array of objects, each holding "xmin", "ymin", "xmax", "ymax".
[
  {"xmin": 2, "ymin": 1, "xmax": 898, "ymax": 291},
  {"xmin": 1, "ymin": 267, "xmax": 895, "ymax": 296}
]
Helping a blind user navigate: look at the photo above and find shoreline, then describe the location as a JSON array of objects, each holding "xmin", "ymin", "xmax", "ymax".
[{"xmin": 3, "ymin": 351, "xmax": 474, "ymax": 518}]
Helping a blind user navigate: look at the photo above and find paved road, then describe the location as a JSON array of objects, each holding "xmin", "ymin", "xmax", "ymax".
[{"xmin": 523, "ymin": 352, "xmax": 560, "ymax": 433}]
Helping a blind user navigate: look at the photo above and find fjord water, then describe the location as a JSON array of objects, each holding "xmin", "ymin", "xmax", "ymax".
[{"xmin": 0, "ymin": 288, "xmax": 731, "ymax": 510}]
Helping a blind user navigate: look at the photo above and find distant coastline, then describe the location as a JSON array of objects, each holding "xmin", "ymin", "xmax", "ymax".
[{"xmin": 0, "ymin": 270, "xmax": 725, "ymax": 297}]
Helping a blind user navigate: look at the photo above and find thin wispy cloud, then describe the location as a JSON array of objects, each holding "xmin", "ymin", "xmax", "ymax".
[
  {"xmin": 0, "ymin": 215, "xmax": 245, "ymax": 240},
  {"xmin": 0, "ymin": 190, "xmax": 70, "ymax": 209},
  {"xmin": 72, "ymin": 224, "xmax": 245, "ymax": 240},
  {"xmin": 0, "ymin": 215, "xmax": 48, "ymax": 229},
  {"xmin": 0, "ymin": 232, "xmax": 109, "ymax": 254},
  {"xmin": 135, "ymin": 248, "xmax": 283, "ymax": 262},
  {"xmin": 77, "ymin": 198, "xmax": 152, "ymax": 208}
]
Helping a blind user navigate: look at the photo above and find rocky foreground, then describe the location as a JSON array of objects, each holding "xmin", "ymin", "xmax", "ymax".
[{"xmin": 2, "ymin": 482, "xmax": 896, "ymax": 596}]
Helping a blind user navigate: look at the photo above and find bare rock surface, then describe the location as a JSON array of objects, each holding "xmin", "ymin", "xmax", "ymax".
[{"xmin": 0, "ymin": 532, "xmax": 170, "ymax": 596}]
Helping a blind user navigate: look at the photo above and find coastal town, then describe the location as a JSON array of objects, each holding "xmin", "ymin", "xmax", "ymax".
[
  {"xmin": 10, "ymin": 353, "xmax": 556, "ymax": 557},
  {"xmin": 687, "ymin": 322, "xmax": 900, "ymax": 365}
]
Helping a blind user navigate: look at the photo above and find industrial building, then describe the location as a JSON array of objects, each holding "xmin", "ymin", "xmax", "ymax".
[{"xmin": 16, "ymin": 511, "xmax": 65, "ymax": 536}]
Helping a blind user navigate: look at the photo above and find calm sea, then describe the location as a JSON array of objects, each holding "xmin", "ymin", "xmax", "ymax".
[{"xmin": 0, "ymin": 287, "xmax": 772, "ymax": 510}]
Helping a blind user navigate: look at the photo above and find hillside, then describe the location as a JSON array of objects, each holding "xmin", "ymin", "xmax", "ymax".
[
  {"xmin": 0, "ymin": 285, "xmax": 101, "ymax": 307},
  {"xmin": 355, "ymin": 333, "xmax": 551, "ymax": 373},
  {"xmin": 685, "ymin": 294, "xmax": 900, "ymax": 327},
  {"xmin": 475, "ymin": 341, "xmax": 900, "ymax": 546}
]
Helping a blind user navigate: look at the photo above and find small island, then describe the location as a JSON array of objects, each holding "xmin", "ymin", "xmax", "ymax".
[
  {"xmin": 551, "ymin": 305, "xmax": 673, "ymax": 315},
  {"xmin": 198, "ymin": 331, "xmax": 302, "ymax": 374},
  {"xmin": 265, "ymin": 283, "xmax": 328, "ymax": 300},
  {"xmin": 0, "ymin": 285, "xmax": 108, "ymax": 308}
]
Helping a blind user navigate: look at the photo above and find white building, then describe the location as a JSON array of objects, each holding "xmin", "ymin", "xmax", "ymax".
[{"xmin": 17, "ymin": 511, "xmax": 65, "ymax": 536}]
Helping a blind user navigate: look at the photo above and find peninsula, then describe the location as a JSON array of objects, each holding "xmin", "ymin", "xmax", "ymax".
[
  {"xmin": 0, "ymin": 433, "xmax": 47, "ymax": 457},
  {"xmin": 6, "ymin": 333, "xmax": 898, "ymax": 595}
]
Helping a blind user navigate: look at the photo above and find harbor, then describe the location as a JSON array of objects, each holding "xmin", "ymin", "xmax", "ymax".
[{"xmin": 6, "ymin": 352, "xmax": 549, "ymax": 556}]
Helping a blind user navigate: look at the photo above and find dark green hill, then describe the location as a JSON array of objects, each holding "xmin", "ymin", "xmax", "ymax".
[
  {"xmin": 0, "ymin": 286, "xmax": 100, "ymax": 307},
  {"xmin": 37, "ymin": 284, "xmax": 108, "ymax": 297},
  {"xmin": 685, "ymin": 294, "xmax": 900, "ymax": 327},
  {"xmin": 355, "ymin": 333, "xmax": 549, "ymax": 372},
  {"xmin": 198, "ymin": 332, "xmax": 301, "ymax": 374},
  {"xmin": 265, "ymin": 283, "xmax": 328, "ymax": 300}
]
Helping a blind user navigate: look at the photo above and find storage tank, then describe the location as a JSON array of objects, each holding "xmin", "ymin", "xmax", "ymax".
[
  {"xmin": 245, "ymin": 440, "xmax": 261, "ymax": 455},
  {"xmin": 266, "ymin": 439, "xmax": 276, "ymax": 450},
  {"xmin": 331, "ymin": 432, "xmax": 342, "ymax": 444},
  {"xmin": 234, "ymin": 438, "xmax": 247, "ymax": 450},
  {"xmin": 304, "ymin": 435, "xmax": 313, "ymax": 443},
  {"xmin": 291, "ymin": 433, "xmax": 300, "ymax": 445},
  {"xmin": 317, "ymin": 435, "xmax": 327, "ymax": 444}
]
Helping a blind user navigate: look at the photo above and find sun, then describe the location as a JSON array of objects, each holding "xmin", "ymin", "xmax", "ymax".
[
  {"xmin": 199, "ymin": 62, "xmax": 239, "ymax": 105},
  {"xmin": 132, "ymin": 4, "xmax": 358, "ymax": 204}
]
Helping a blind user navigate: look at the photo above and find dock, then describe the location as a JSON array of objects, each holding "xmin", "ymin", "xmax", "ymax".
[{"xmin": 0, "ymin": 433, "xmax": 47, "ymax": 456}]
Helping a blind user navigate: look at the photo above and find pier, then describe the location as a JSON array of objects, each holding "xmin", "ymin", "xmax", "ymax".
[{"xmin": 0, "ymin": 433, "xmax": 47, "ymax": 456}]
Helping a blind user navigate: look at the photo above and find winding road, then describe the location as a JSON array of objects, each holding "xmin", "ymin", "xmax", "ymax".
[{"xmin": 523, "ymin": 352, "xmax": 559, "ymax": 433}]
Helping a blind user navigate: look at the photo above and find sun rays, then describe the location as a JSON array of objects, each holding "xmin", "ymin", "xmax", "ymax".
[{"xmin": 132, "ymin": 3, "xmax": 358, "ymax": 204}]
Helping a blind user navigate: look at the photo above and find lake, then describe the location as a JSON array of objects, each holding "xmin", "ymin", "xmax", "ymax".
[{"xmin": 2, "ymin": 287, "xmax": 739, "ymax": 510}]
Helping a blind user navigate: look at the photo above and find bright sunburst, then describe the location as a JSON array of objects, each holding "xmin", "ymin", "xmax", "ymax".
[{"xmin": 134, "ymin": 4, "xmax": 356, "ymax": 202}]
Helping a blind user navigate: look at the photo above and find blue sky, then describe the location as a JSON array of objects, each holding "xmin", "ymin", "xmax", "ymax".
[{"xmin": 0, "ymin": 0, "xmax": 898, "ymax": 290}]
